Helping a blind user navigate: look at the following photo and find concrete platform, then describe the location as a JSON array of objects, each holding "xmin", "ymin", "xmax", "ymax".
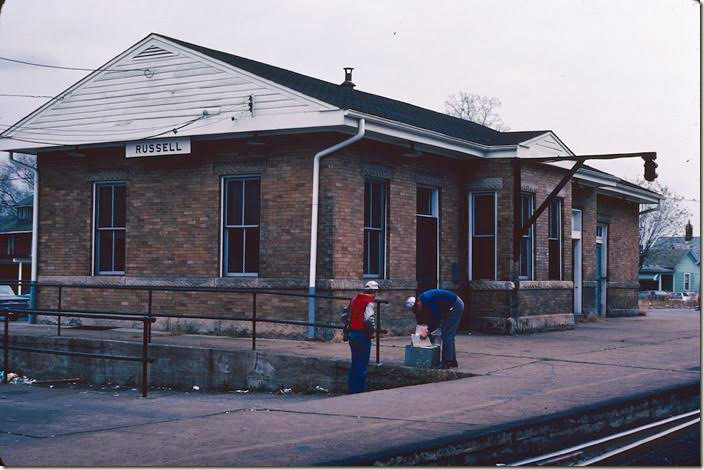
[{"xmin": 0, "ymin": 308, "xmax": 700, "ymax": 466}]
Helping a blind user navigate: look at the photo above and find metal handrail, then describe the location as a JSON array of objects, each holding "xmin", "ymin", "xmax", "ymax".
[
  {"xmin": 1, "ymin": 309, "xmax": 155, "ymax": 397},
  {"xmin": 0, "ymin": 280, "xmax": 391, "ymax": 389}
]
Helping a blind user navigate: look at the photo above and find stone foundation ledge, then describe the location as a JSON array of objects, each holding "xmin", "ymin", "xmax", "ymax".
[
  {"xmin": 467, "ymin": 280, "xmax": 575, "ymax": 291},
  {"xmin": 480, "ymin": 313, "xmax": 575, "ymax": 335},
  {"xmin": 607, "ymin": 308, "xmax": 641, "ymax": 317}
]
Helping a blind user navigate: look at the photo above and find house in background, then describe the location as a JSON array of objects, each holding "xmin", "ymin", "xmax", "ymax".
[
  {"xmin": 640, "ymin": 222, "xmax": 700, "ymax": 293},
  {"xmin": 0, "ymin": 195, "xmax": 33, "ymax": 293}
]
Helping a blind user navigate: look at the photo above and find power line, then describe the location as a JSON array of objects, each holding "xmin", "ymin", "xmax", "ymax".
[
  {"xmin": 0, "ymin": 55, "xmax": 150, "ymax": 74},
  {"xmin": 0, "ymin": 93, "xmax": 61, "ymax": 99},
  {"xmin": 0, "ymin": 99, "xmax": 253, "ymax": 146}
]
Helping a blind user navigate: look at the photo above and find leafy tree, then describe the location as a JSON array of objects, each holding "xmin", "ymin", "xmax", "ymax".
[
  {"xmin": 631, "ymin": 179, "xmax": 692, "ymax": 269},
  {"xmin": 445, "ymin": 91, "xmax": 509, "ymax": 131}
]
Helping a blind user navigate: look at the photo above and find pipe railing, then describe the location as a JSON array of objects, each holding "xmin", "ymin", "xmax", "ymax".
[
  {"xmin": 0, "ymin": 280, "xmax": 390, "ymax": 371},
  {"xmin": 1, "ymin": 308, "xmax": 155, "ymax": 397}
]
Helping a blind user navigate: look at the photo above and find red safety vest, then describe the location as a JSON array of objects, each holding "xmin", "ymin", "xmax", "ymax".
[{"xmin": 349, "ymin": 294, "xmax": 374, "ymax": 330}]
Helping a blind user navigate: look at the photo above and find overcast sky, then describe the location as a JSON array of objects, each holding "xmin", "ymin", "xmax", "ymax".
[{"xmin": 0, "ymin": 0, "xmax": 700, "ymax": 231}]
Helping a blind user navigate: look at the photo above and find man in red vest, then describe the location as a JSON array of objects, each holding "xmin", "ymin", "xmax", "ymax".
[{"xmin": 346, "ymin": 280, "xmax": 378, "ymax": 393}]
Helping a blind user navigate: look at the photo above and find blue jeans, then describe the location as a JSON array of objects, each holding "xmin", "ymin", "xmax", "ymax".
[
  {"xmin": 348, "ymin": 330, "xmax": 371, "ymax": 394},
  {"xmin": 441, "ymin": 297, "xmax": 464, "ymax": 363}
]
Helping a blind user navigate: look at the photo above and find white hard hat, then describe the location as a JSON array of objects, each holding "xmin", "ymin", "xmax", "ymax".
[
  {"xmin": 405, "ymin": 296, "xmax": 416, "ymax": 309},
  {"xmin": 364, "ymin": 280, "xmax": 379, "ymax": 290}
]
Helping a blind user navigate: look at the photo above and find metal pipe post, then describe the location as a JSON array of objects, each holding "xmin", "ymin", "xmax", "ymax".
[
  {"xmin": 57, "ymin": 286, "xmax": 62, "ymax": 337},
  {"xmin": 3, "ymin": 314, "xmax": 8, "ymax": 383},
  {"xmin": 375, "ymin": 301, "xmax": 381, "ymax": 364},
  {"xmin": 147, "ymin": 290, "xmax": 153, "ymax": 343},
  {"xmin": 252, "ymin": 292, "xmax": 257, "ymax": 351},
  {"xmin": 142, "ymin": 318, "xmax": 149, "ymax": 398}
]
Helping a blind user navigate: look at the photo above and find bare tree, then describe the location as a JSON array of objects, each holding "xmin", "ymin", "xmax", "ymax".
[
  {"xmin": 445, "ymin": 91, "xmax": 509, "ymax": 131},
  {"xmin": 631, "ymin": 179, "xmax": 692, "ymax": 269},
  {"xmin": 0, "ymin": 153, "xmax": 34, "ymax": 221}
]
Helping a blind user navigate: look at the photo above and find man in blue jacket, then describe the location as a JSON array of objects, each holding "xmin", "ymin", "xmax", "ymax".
[{"xmin": 405, "ymin": 289, "xmax": 464, "ymax": 369}]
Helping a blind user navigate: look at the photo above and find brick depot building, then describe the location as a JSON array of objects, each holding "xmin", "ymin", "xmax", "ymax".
[{"xmin": 0, "ymin": 34, "xmax": 660, "ymax": 337}]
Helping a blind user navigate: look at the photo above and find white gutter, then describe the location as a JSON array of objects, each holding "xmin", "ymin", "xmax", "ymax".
[
  {"xmin": 8, "ymin": 152, "xmax": 39, "ymax": 322},
  {"xmin": 306, "ymin": 118, "xmax": 365, "ymax": 338}
]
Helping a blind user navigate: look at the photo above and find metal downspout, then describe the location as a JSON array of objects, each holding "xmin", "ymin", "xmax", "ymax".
[
  {"xmin": 8, "ymin": 152, "xmax": 38, "ymax": 323},
  {"xmin": 307, "ymin": 119, "xmax": 365, "ymax": 338}
]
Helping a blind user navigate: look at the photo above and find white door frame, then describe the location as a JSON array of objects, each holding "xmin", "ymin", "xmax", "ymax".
[{"xmin": 571, "ymin": 209, "xmax": 582, "ymax": 315}]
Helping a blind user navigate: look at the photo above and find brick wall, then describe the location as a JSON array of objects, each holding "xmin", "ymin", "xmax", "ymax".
[
  {"xmin": 35, "ymin": 134, "xmax": 642, "ymax": 336},
  {"xmin": 598, "ymin": 194, "xmax": 640, "ymax": 315}
]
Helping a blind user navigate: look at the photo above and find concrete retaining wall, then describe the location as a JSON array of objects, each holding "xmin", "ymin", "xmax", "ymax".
[
  {"xmin": 4, "ymin": 334, "xmax": 469, "ymax": 394},
  {"xmin": 344, "ymin": 381, "xmax": 700, "ymax": 466}
]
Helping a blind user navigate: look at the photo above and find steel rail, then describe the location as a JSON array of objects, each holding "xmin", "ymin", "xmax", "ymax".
[
  {"xmin": 576, "ymin": 417, "xmax": 700, "ymax": 466},
  {"xmin": 504, "ymin": 409, "xmax": 701, "ymax": 466}
]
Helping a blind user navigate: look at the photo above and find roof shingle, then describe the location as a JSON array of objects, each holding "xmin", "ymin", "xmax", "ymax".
[{"xmin": 157, "ymin": 34, "xmax": 548, "ymax": 147}]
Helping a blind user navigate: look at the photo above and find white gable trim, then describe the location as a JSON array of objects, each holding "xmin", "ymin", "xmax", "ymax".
[{"xmin": 515, "ymin": 131, "xmax": 574, "ymax": 158}]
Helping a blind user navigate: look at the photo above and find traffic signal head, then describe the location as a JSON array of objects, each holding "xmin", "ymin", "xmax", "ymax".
[{"xmin": 643, "ymin": 157, "xmax": 658, "ymax": 182}]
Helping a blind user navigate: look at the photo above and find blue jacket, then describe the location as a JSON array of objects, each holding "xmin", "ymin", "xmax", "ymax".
[{"xmin": 415, "ymin": 289, "xmax": 458, "ymax": 331}]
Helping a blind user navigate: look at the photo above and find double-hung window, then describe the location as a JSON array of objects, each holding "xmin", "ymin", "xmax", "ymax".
[
  {"xmin": 469, "ymin": 192, "xmax": 496, "ymax": 280},
  {"xmin": 364, "ymin": 179, "xmax": 386, "ymax": 278},
  {"xmin": 223, "ymin": 177, "xmax": 260, "ymax": 275},
  {"xmin": 684, "ymin": 273, "xmax": 691, "ymax": 291},
  {"xmin": 548, "ymin": 198, "xmax": 562, "ymax": 280},
  {"xmin": 94, "ymin": 183, "xmax": 126, "ymax": 275},
  {"xmin": 519, "ymin": 192, "xmax": 534, "ymax": 279}
]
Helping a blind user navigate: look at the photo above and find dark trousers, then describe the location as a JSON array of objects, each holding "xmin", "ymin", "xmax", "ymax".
[
  {"xmin": 348, "ymin": 330, "xmax": 371, "ymax": 394},
  {"xmin": 441, "ymin": 297, "xmax": 464, "ymax": 363}
]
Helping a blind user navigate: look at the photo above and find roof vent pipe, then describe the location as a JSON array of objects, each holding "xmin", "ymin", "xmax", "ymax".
[{"xmin": 340, "ymin": 67, "xmax": 355, "ymax": 88}]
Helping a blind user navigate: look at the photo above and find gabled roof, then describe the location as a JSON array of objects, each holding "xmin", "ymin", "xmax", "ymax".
[
  {"xmin": 15, "ymin": 196, "xmax": 33, "ymax": 207},
  {"xmin": 157, "ymin": 34, "xmax": 547, "ymax": 147},
  {"xmin": 651, "ymin": 236, "xmax": 700, "ymax": 264}
]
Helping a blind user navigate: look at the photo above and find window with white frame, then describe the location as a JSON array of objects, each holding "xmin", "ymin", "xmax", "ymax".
[
  {"xmin": 223, "ymin": 177, "xmax": 260, "ymax": 275},
  {"xmin": 94, "ymin": 182, "xmax": 126, "ymax": 274},
  {"xmin": 520, "ymin": 192, "xmax": 534, "ymax": 279},
  {"xmin": 548, "ymin": 198, "xmax": 562, "ymax": 280},
  {"xmin": 684, "ymin": 273, "xmax": 691, "ymax": 291},
  {"xmin": 470, "ymin": 192, "xmax": 496, "ymax": 280},
  {"xmin": 364, "ymin": 179, "xmax": 386, "ymax": 278}
]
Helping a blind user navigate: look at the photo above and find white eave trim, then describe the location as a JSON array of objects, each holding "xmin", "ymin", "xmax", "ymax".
[
  {"xmin": 344, "ymin": 110, "xmax": 518, "ymax": 159},
  {"xmin": 574, "ymin": 169, "xmax": 660, "ymax": 204}
]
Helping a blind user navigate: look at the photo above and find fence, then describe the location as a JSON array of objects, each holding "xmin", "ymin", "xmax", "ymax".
[
  {"xmin": 1, "ymin": 309, "xmax": 155, "ymax": 396},
  {"xmin": 0, "ymin": 280, "xmax": 389, "ymax": 396}
]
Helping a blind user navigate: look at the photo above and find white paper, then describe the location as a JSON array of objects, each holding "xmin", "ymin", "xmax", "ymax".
[{"xmin": 411, "ymin": 334, "xmax": 434, "ymax": 348}]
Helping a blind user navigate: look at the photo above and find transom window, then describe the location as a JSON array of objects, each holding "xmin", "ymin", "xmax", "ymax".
[
  {"xmin": 364, "ymin": 179, "xmax": 387, "ymax": 278},
  {"xmin": 223, "ymin": 177, "xmax": 260, "ymax": 275},
  {"xmin": 94, "ymin": 183, "xmax": 126, "ymax": 275}
]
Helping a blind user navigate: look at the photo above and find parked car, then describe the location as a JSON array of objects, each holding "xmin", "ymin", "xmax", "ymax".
[
  {"xmin": 638, "ymin": 290, "xmax": 670, "ymax": 300},
  {"xmin": 0, "ymin": 284, "xmax": 29, "ymax": 309}
]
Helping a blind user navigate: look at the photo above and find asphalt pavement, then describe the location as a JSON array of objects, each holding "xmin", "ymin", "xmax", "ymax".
[{"xmin": 0, "ymin": 308, "xmax": 699, "ymax": 466}]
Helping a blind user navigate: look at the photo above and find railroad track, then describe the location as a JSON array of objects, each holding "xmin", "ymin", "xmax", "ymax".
[{"xmin": 499, "ymin": 409, "xmax": 700, "ymax": 466}]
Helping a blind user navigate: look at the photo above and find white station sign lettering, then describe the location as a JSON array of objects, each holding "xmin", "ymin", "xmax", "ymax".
[{"xmin": 126, "ymin": 137, "xmax": 191, "ymax": 158}]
